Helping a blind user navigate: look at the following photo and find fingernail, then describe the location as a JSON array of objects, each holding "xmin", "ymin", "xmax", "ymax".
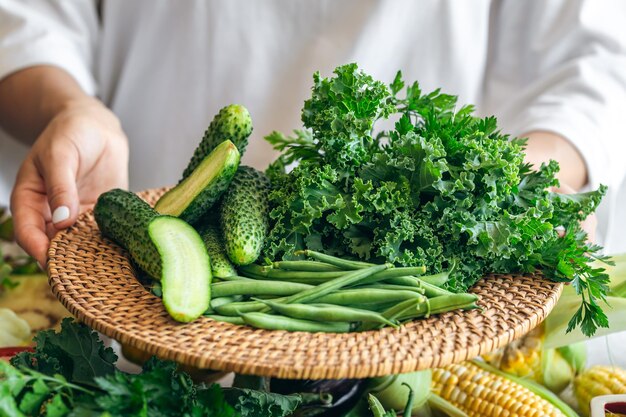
[
  {"xmin": 52, "ymin": 206, "xmax": 70, "ymax": 224},
  {"xmin": 37, "ymin": 261, "xmax": 45, "ymax": 271}
]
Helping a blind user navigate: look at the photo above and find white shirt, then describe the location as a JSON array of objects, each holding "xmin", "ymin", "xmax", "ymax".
[{"xmin": 1, "ymin": 0, "xmax": 626, "ymax": 252}]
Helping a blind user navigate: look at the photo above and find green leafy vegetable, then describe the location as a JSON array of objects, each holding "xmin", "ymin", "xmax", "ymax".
[
  {"xmin": 1, "ymin": 319, "xmax": 311, "ymax": 416},
  {"xmin": 90, "ymin": 357, "xmax": 235, "ymax": 417},
  {"xmin": 264, "ymin": 64, "xmax": 609, "ymax": 336},
  {"xmin": 223, "ymin": 388, "xmax": 301, "ymax": 417},
  {"xmin": 0, "ymin": 209, "xmax": 41, "ymax": 279},
  {"xmin": 11, "ymin": 318, "xmax": 117, "ymax": 388}
]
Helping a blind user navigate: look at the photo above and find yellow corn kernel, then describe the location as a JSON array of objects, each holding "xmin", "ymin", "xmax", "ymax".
[
  {"xmin": 432, "ymin": 361, "xmax": 570, "ymax": 417},
  {"xmin": 484, "ymin": 326, "xmax": 545, "ymax": 382},
  {"xmin": 574, "ymin": 365, "xmax": 626, "ymax": 417}
]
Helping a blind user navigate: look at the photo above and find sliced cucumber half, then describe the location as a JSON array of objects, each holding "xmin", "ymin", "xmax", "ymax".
[
  {"xmin": 155, "ymin": 140, "xmax": 240, "ymax": 224},
  {"xmin": 149, "ymin": 216, "xmax": 212, "ymax": 322}
]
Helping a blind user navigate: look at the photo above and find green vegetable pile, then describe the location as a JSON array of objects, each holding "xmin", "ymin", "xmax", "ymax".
[
  {"xmin": 94, "ymin": 63, "xmax": 609, "ymax": 336},
  {"xmin": 0, "ymin": 319, "xmax": 307, "ymax": 417},
  {"xmin": 264, "ymin": 63, "xmax": 609, "ymax": 336},
  {"xmin": 202, "ymin": 250, "xmax": 478, "ymax": 332}
]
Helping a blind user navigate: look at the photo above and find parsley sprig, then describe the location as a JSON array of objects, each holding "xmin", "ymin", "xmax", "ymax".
[{"xmin": 1, "ymin": 319, "xmax": 303, "ymax": 416}]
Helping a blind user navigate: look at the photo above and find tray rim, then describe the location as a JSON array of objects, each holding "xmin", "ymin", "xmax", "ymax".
[{"xmin": 47, "ymin": 189, "xmax": 563, "ymax": 379}]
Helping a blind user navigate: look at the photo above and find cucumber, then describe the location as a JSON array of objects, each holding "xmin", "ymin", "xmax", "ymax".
[
  {"xmin": 219, "ymin": 166, "xmax": 270, "ymax": 265},
  {"xmin": 155, "ymin": 140, "xmax": 240, "ymax": 225},
  {"xmin": 199, "ymin": 224, "xmax": 237, "ymax": 278},
  {"xmin": 181, "ymin": 104, "xmax": 252, "ymax": 181},
  {"xmin": 94, "ymin": 189, "xmax": 211, "ymax": 323}
]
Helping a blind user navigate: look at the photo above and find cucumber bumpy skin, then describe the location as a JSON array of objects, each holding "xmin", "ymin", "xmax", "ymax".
[
  {"xmin": 94, "ymin": 189, "xmax": 163, "ymax": 279},
  {"xmin": 95, "ymin": 189, "xmax": 211, "ymax": 322},
  {"xmin": 219, "ymin": 166, "xmax": 271, "ymax": 266},
  {"xmin": 181, "ymin": 104, "xmax": 252, "ymax": 181},
  {"xmin": 199, "ymin": 224, "xmax": 238, "ymax": 278},
  {"xmin": 155, "ymin": 140, "xmax": 240, "ymax": 225}
]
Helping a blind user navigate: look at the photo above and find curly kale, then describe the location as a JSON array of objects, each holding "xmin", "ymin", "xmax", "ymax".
[{"xmin": 264, "ymin": 63, "xmax": 609, "ymax": 336}]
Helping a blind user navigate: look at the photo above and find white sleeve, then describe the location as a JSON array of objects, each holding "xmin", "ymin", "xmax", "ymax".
[
  {"xmin": 0, "ymin": 0, "xmax": 98, "ymax": 95},
  {"xmin": 482, "ymin": 0, "xmax": 626, "ymax": 191}
]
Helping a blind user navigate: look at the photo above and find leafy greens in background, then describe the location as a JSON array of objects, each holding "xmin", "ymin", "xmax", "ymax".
[
  {"xmin": 264, "ymin": 63, "xmax": 609, "ymax": 336},
  {"xmin": 0, "ymin": 319, "xmax": 300, "ymax": 417},
  {"xmin": 0, "ymin": 208, "xmax": 42, "ymax": 293}
]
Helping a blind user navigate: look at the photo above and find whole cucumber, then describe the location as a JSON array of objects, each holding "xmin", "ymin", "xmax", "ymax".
[
  {"xmin": 199, "ymin": 224, "xmax": 238, "ymax": 278},
  {"xmin": 95, "ymin": 189, "xmax": 163, "ymax": 279},
  {"xmin": 95, "ymin": 189, "xmax": 211, "ymax": 323},
  {"xmin": 181, "ymin": 104, "xmax": 252, "ymax": 181},
  {"xmin": 219, "ymin": 166, "xmax": 270, "ymax": 265}
]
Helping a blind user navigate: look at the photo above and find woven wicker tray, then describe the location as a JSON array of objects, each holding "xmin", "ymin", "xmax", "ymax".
[{"xmin": 47, "ymin": 188, "xmax": 562, "ymax": 379}]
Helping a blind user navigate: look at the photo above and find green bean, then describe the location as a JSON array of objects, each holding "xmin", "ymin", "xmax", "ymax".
[
  {"xmin": 215, "ymin": 300, "xmax": 270, "ymax": 316},
  {"xmin": 357, "ymin": 298, "xmax": 425, "ymax": 331},
  {"xmin": 241, "ymin": 263, "xmax": 427, "ymax": 287},
  {"xmin": 365, "ymin": 277, "xmax": 454, "ymax": 298},
  {"xmin": 205, "ymin": 315, "xmax": 245, "ymax": 325},
  {"xmin": 294, "ymin": 249, "xmax": 375, "ymax": 269},
  {"xmin": 262, "ymin": 277, "xmax": 336, "ymax": 285},
  {"xmin": 316, "ymin": 288, "xmax": 424, "ymax": 306},
  {"xmin": 248, "ymin": 267, "xmax": 428, "ymax": 290},
  {"xmin": 272, "ymin": 260, "xmax": 342, "ymax": 272},
  {"xmin": 241, "ymin": 312, "xmax": 352, "ymax": 333},
  {"xmin": 385, "ymin": 273, "xmax": 449, "ymax": 288},
  {"xmin": 382, "ymin": 275, "xmax": 453, "ymax": 297},
  {"xmin": 214, "ymin": 275, "xmax": 254, "ymax": 282},
  {"xmin": 240, "ymin": 264, "xmax": 345, "ymax": 280},
  {"xmin": 384, "ymin": 276, "xmax": 423, "ymax": 287},
  {"xmin": 348, "ymin": 302, "xmax": 398, "ymax": 312},
  {"xmin": 259, "ymin": 264, "xmax": 390, "ymax": 312},
  {"xmin": 358, "ymin": 266, "xmax": 427, "ymax": 285},
  {"xmin": 371, "ymin": 293, "xmax": 478, "ymax": 328},
  {"xmin": 238, "ymin": 274, "xmax": 333, "ymax": 285},
  {"xmin": 418, "ymin": 271, "xmax": 449, "ymax": 287},
  {"xmin": 211, "ymin": 280, "xmax": 313, "ymax": 298},
  {"xmin": 258, "ymin": 300, "xmax": 399, "ymax": 327},
  {"xmin": 216, "ymin": 282, "xmax": 427, "ymax": 316},
  {"xmin": 267, "ymin": 270, "xmax": 346, "ymax": 280},
  {"xmin": 214, "ymin": 287, "xmax": 424, "ymax": 316},
  {"xmin": 210, "ymin": 296, "xmax": 243, "ymax": 310},
  {"xmin": 358, "ymin": 284, "xmax": 425, "ymax": 294},
  {"xmin": 250, "ymin": 294, "xmax": 283, "ymax": 300},
  {"xmin": 382, "ymin": 298, "xmax": 426, "ymax": 320},
  {"xmin": 398, "ymin": 293, "xmax": 479, "ymax": 320},
  {"xmin": 418, "ymin": 280, "xmax": 454, "ymax": 297}
]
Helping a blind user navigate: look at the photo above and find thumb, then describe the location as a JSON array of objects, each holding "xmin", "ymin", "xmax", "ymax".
[{"xmin": 38, "ymin": 153, "xmax": 80, "ymax": 230}]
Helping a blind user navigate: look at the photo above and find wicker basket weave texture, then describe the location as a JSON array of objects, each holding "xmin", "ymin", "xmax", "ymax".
[{"xmin": 47, "ymin": 188, "xmax": 562, "ymax": 379}]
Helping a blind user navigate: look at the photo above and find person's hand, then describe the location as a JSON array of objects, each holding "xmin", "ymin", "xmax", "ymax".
[{"xmin": 10, "ymin": 98, "xmax": 129, "ymax": 267}]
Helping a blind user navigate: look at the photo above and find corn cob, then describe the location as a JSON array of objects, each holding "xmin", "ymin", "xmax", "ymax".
[
  {"xmin": 574, "ymin": 365, "xmax": 626, "ymax": 417},
  {"xmin": 432, "ymin": 360, "xmax": 578, "ymax": 417},
  {"xmin": 483, "ymin": 326, "xmax": 545, "ymax": 381},
  {"xmin": 483, "ymin": 325, "xmax": 585, "ymax": 394}
]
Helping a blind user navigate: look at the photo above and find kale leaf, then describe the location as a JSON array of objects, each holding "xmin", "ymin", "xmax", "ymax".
[
  {"xmin": 223, "ymin": 387, "xmax": 301, "ymax": 417},
  {"xmin": 11, "ymin": 318, "xmax": 117, "ymax": 388},
  {"xmin": 264, "ymin": 64, "xmax": 609, "ymax": 336}
]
